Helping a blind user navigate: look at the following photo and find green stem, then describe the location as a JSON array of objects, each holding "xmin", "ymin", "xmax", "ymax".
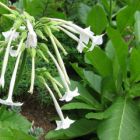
[
  {"xmin": 14, "ymin": 50, "xmax": 27, "ymax": 90},
  {"xmin": 0, "ymin": 2, "xmax": 13, "ymax": 13}
]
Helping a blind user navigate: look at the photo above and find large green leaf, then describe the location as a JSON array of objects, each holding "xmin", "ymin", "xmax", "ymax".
[
  {"xmin": 62, "ymin": 102, "xmax": 95, "ymax": 110},
  {"xmin": 85, "ymin": 47, "xmax": 113, "ymax": 77},
  {"xmin": 0, "ymin": 107, "xmax": 31, "ymax": 133},
  {"xmin": 130, "ymin": 48, "xmax": 140, "ymax": 82},
  {"xmin": 116, "ymin": 0, "xmax": 140, "ymax": 32},
  {"xmin": 0, "ymin": 128, "xmax": 36, "ymax": 140},
  {"xmin": 87, "ymin": 4, "xmax": 107, "ymax": 34},
  {"xmin": 97, "ymin": 97, "xmax": 140, "ymax": 140},
  {"xmin": 78, "ymin": 3, "xmax": 91, "ymax": 24},
  {"xmin": 84, "ymin": 70, "xmax": 102, "ymax": 94},
  {"xmin": 71, "ymin": 63, "xmax": 85, "ymax": 80},
  {"xmin": 107, "ymin": 27, "xmax": 128, "ymax": 78},
  {"xmin": 46, "ymin": 119, "xmax": 98, "ymax": 140}
]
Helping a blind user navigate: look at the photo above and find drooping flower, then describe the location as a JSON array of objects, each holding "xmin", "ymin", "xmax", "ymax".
[
  {"xmin": 26, "ymin": 20, "xmax": 37, "ymax": 48},
  {"xmin": 56, "ymin": 116, "xmax": 75, "ymax": 130},
  {"xmin": 2, "ymin": 29, "xmax": 19, "ymax": 41},
  {"xmin": 42, "ymin": 79, "xmax": 75, "ymax": 130},
  {"xmin": 60, "ymin": 87, "xmax": 80, "ymax": 102},
  {"xmin": 48, "ymin": 50, "xmax": 80, "ymax": 102},
  {"xmin": 28, "ymin": 55, "xmax": 35, "ymax": 94},
  {"xmin": 48, "ymin": 18, "xmax": 103, "ymax": 53},
  {"xmin": 0, "ymin": 39, "xmax": 24, "ymax": 106},
  {"xmin": 89, "ymin": 34, "xmax": 103, "ymax": 51},
  {"xmin": 0, "ymin": 29, "xmax": 18, "ymax": 88}
]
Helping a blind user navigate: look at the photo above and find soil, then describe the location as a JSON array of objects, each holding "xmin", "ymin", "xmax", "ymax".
[{"xmin": 19, "ymin": 93, "xmax": 56, "ymax": 140}]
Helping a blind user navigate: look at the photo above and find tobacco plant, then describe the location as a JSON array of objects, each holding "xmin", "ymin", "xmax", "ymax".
[{"xmin": 0, "ymin": 1, "xmax": 102, "ymax": 133}]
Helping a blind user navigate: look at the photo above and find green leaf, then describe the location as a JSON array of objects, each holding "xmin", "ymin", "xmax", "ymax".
[
  {"xmin": 70, "ymin": 80, "xmax": 102, "ymax": 110},
  {"xmin": 101, "ymin": 0, "xmax": 110, "ymax": 13},
  {"xmin": 71, "ymin": 63, "xmax": 85, "ymax": 80},
  {"xmin": 84, "ymin": 70, "xmax": 102, "ymax": 94},
  {"xmin": 130, "ymin": 48, "xmax": 140, "ymax": 82},
  {"xmin": 105, "ymin": 40, "xmax": 115, "ymax": 60},
  {"xmin": 107, "ymin": 27, "xmax": 128, "ymax": 78},
  {"xmin": 116, "ymin": 1, "xmax": 140, "ymax": 32},
  {"xmin": 0, "ymin": 128, "xmax": 36, "ymax": 140},
  {"xmin": 87, "ymin": 4, "xmax": 108, "ymax": 34},
  {"xmin": 97, "ymin": 97, "xmax": 140, "ymax": 140},
  {"xmin": 46, "ymin": 119, "xmax": 98, "ymax": 140},
  {"xmin": 101, "ymin": 76, "xmax": 116, "ymax": 102},
  {"xmin": 134, "ymin": 11, "xmax": 140, "ymax": 46},
  {"xmin": 0, "ymin": 107, "xmax": 31, "ymax": 134},
  {"xmin": 85, "ymin": 47, "xmax": 113, "ymax": 77},
  {"xmin": 86, "ymin": 112, "xmax": 108, "ymax": 120},
  {"xmin": 129, "ymin": 83, "xmax": 140, "ymax": 98},
  {"xmin": 62, "ymin": 102, "xmax": 95, "ymax": 110},
  {"xmin": 78, "ymin": 3, "xmax": 91, "ymax": 24}
]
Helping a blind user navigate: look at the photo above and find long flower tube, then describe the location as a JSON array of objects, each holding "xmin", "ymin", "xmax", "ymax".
[
  {"xmin": 0, "ymin": 39, "xmax": 24, "ymax": 106},
  {"xmin": 28, "ymin": 49, "xmax": 36, "ymax": 94},
  {"xmin": 40, "ymin": 77, "xmax": 74, "ymax": 130},
  {"xmin": 47, "ymin": 27, "xmax": 70, "ymax": 85},
  {"xmin": 57, "ymin": 26, "xmax": 87, "ymax": 53},
  {"xmin": 0, "ymin": 29, "xmax": 18, "ymax": 88},
  {"xmin": 47, "ymin": 50, "xmax": 79, "ymax": 102},
  {"xmin": 48, "ymin": 18, "xmax": 103, "ymax": 52}
]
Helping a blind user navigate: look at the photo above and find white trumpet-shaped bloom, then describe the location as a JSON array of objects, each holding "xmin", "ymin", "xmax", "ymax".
[
  {"xmin": 0, "ymin": 29, "xmax": 17, "ymax": 88},
  {"xmin": 49, "ymin": 18, "xmax": 103, "ymax": 53},
  {"xmin": 26, "ymin": 20, "xmax": 37, "ymax": 48},
  {"xmin": 0, "ymin": 39, "xmax": 24, "ymax": 106},
  {"xmin": 44, "ymin": 81, "xmax": 75, "ymax": 130},
  {"xmin": 89, "ymin": 35, "xmax": 103, "ymax": 51},
  {"xmin": 56, "ymin": 116, "xmax": 75, "ymax": 130},
  {"xmin": 2, "ymin": 29, "xmax": 19, "ymax": 41},
  {"xmin": 60, "ymin": 87, "xmax": 80, "ymax": 102}
]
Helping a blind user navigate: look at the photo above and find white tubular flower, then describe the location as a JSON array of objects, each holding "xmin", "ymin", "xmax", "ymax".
[
  {"xmin": 28, "ymin": 56, "xmax": 35, "ymax": 94},
  {"xmin": 48, "ymin": 50, "xmax": 69, "ymax": 91},
  {"xmin": 48, "ymin": 51, "xmax": 80, "ymax": 102},
  {"xmin": 0, "ymin": 29, "xmax": 17, "ymax": 88},
  {"xmin": 47, "ymin": 27, "xmax": 70, "ymax": 85},
  {"xmin": 56, "ymin": 116, "xmax": 75, "ymax": 130},
  {"xmin": 44, "ymin": 81, "xmax": 75, "ymax": 130},
  {"xmin": 49, "ymin": 18, "xmax": 103, "ymax": 53},
  {"xmin": 2, "ymin": 29, "xmax": 19, "ymax": 41},
  {"xmin": 77, "ymin": 41, "xmax": 87, "ymax": 53},
  {"xmin": 9, "ymin": 40, "xmax": 23, "ymax": 57},
  {"xmin": 26, "ymin": 20, "xmax": 37, "ymax": 48},
  {"xmin": 89, "ymin": 35, "xmax": 103, "ymax": 51},
  {"xmin": 0, "ymin": 40, "xmax": 23, "ymax": 106},
  {"xmin": 60, "ymin": 87, "xmax": 80, "ymax": 102}
]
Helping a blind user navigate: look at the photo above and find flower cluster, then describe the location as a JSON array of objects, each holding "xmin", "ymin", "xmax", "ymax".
[{"xmin": 0, "ymin": 2, "xmax": 103, "ymax": 130}]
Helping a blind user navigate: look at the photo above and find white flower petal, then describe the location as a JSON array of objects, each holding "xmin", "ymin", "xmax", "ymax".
[
  {"xmin": 9, "ymin": 46, "xmax": 18, "ymax": 57},
  {"xmin": 2, "ymin": 30, "xmax": 19, "ymax": 41},
  {"xmin": 77, "ymin": 41, "xmax": 87, "ymax": 53},
  {"xmin": 80, "ymin": 27, "xmax": 94, "ymax": 44},
  {"xmin": 89, "ymin": 35, "xmax": 103, "ymax": 52},
  {"xmin": 55, "ymin": 116, "xmax": 75, "ymax": 130},
  {"xmin": 60, "ymin": 87, "xmax": 80, "ymax": 102},
  {"xmin": 0, "ymin": 98, "xmax": 23, "ymax": 106},
  {"xmin": 92, "ymin": 35, "xmax": 103, "ymax": 45}
]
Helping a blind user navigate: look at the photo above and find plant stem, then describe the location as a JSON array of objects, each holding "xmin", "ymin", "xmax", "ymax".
[
  {"xmin": 0, "ymin": 2, "xmax": 13, "ymax": 13},
  {"xmin": 14, "ymin": 50, "xmax": 27, "ymax": 90}
]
